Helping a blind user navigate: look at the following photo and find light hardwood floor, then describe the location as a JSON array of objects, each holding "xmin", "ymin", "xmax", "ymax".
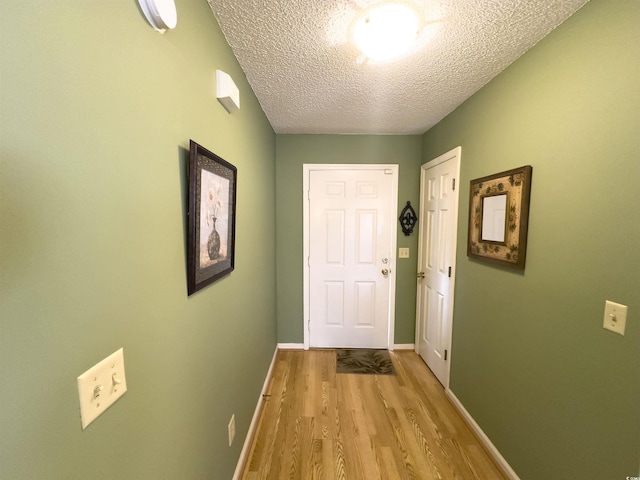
[{"xmin": 241, "ymin": 349, "xmax": 507, "ymax": 480}]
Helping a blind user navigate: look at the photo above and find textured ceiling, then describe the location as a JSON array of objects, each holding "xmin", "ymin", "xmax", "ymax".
[{"xmin": 207, "ymin": 0, "xmax": 588, "ymax": 134}]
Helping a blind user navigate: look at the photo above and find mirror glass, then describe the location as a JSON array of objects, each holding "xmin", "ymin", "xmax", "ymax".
[{"xmin": 481, "ymin": 194, "xmax": 507, "ymax": 242}]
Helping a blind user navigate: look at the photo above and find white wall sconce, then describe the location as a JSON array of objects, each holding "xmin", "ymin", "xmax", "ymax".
[
  {"xmin": 216, "ymin": 70, "xmax": 240, "ymax": 113},
  {"xmin": 138, "ymin": 0, "xmax": 177, "ymax": 33}
]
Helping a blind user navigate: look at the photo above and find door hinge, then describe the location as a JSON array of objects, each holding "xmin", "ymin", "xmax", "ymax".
[
  {"xmin": 448, "ymin": 266, "xmax": 452, "ymax": 277},
  {"xmin": 444, "ymin": 349, "xmax": 448, "ymax": 361},
  {"xmin": 452, "ymin": 178, "xmax": 456, "ymax": 191},
  {"xmin": 308, "ymin": 256, "xmax": 310, "ymax": 267}
]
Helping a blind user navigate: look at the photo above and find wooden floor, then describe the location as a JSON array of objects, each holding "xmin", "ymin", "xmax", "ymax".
[{"xmin": 240, "ymin": 349, "xmax": 507, "ymax": 480}]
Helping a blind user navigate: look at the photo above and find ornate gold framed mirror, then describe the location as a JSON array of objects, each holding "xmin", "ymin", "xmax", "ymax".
[{"xmin": 467, "ymin": 165, "xmax": 532, "ymax": 269}]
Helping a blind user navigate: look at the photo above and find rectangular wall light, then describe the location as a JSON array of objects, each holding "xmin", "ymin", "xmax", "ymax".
[{"xmin": 216, "ymin": 70, "xmax": 240, "ymax": 113}]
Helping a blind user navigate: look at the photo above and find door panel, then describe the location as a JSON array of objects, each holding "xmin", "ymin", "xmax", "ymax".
[
  {"xmin": 356, "ymin": 210, "xmax": 376, "ymax": 263},
  {"xmin": 325, "ymin": 282, "xmax": 344, "ymax": 325},
  {"xmin": 355, "ymin": 281, "xmax": 375, "ymax": 326},
  {"xmin": 326, "ymin": 210, "xmax": 345, "ymax": 264}
]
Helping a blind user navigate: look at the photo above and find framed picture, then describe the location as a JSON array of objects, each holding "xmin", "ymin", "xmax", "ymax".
[
  {"xmin": 467, "ymin": 165, "xmax": 532, "ymax": 269},
  {"xmin": 187, "ymin": 140, "xmax": 237, "ymax": 295}
]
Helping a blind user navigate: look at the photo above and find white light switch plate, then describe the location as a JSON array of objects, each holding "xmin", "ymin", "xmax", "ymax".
[
  {"xmin": 399, "ymin": 248, "xmax": 409, "ymax": 258},
  {"xmin": 77, "ymin": 348, "xmax": 127, "ymax": 429},
  {"xmin": 603, "ymin": 301, "xmax": 627, "ymax": 336},
  {"xmin": 228, "ymin": 414, "xmax": 236, "ymax": 446}
]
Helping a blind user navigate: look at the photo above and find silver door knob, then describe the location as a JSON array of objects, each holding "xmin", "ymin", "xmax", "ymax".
[{"xmin": 381, "ymin": 268, "xmax": 389, "ymax": 276}]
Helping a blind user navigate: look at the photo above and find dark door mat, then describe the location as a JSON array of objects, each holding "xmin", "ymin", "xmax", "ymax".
[{"xmin": 335, "ymin": 349, "xmax": 396, "ymax": 375}]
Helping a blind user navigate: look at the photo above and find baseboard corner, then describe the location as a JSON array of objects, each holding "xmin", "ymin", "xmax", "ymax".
[
  {"xmin": 445, "ymin": 389, "xmax": 521, "ymax": 480},
  {"xmin": 277, "ymin": 342, "xmax": 305, "ymax": 350},
  {"xmin": 232, "ymin": 346, "xmax": 279, "ymax": 480},
  {"xmin": 391, "ymin": 343, "xmax": 415, "ymax": 351}
]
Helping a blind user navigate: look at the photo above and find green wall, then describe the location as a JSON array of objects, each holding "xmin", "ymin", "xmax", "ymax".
[
  {"xmin": 275, "ymin": 135, "xmax": 422, "ymax": 345},
  {"xmin": 0, "ymin": 1, "xmax": 276, "ymax": 479},
  {"xmin": 422, "ymin": 0, "xmax": 640, "ymax": 478}
]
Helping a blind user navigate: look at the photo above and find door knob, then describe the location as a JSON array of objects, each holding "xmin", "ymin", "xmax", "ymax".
[
  {"xmin": 381, "ymin": 268, "xmax": 389, "ymax": 276},
  {"xmin": 417, "ymin": 272, "xmax": 425, "ymax": 279}
]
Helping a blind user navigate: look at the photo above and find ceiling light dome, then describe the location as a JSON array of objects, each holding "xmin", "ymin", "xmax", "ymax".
[{"xmin": 353, "ymin": 3, "xmax": 420, "ymax": 62}]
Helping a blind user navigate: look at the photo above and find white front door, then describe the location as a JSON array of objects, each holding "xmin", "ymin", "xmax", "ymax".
[
  {"xmin": 304, "ymin": 165, "xmax": 398, "ymax": 348},
  {"xmin": 416, "ymin": 147, "xmax": 461, "ymax": 388}
]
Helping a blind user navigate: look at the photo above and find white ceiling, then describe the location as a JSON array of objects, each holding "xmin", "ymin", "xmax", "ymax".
[{"xmin": 207, "ymin": 0, "xmax": 588, "ymax": 135}]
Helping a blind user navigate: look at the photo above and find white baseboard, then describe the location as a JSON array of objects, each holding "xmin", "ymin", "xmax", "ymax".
[
  {"xmin": 277, "ymin": 343, "xmax": 305, "ymax": 350},
  {"xmin": 392, "ymin": 343, "xmax": 415, "ymax": 350},
  {"xmin": 446, "ymin": 389, "xmax": 520, "ymax": 480},
  {"xmin": 279, "ymin": 343, "xmax": 410, "ymax": 351},
  {"xmin": 232, "ymin": 346, "xmax": 279, "ymax": 480}
]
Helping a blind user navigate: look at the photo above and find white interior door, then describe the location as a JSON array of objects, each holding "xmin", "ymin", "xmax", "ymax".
[
  {"xmin": 304, "ymin": 166, "xmax": 397, "ymax": 348},
  {"xmin": 415, "ymin": 147, "xmax": 461, "ymax": 388}
]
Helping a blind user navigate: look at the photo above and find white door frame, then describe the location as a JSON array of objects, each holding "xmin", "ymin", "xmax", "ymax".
[
  {"xmin": 414, "ymin": 147, "xmax": 461, "ymax": 388},
  {"xmin": 303, "ymin": 164, "xmax": 399, "ymax": 350}
]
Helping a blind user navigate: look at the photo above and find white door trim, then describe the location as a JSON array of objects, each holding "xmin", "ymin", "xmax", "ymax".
[
  {"xmin": 303, "ymin": 164, "xmax": 399, "ymax": 350},
  {"xmin": 414, "ymin": 147, "xmax": 461, "ymax": 388}
]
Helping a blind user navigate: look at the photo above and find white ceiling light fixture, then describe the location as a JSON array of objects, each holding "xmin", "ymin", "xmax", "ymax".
[
  {"xmin": 352, "ymin": 3, "xmax": 420, "ymax": 62},
  {"xmin": 138, "ymin": 0, "xmax": 177, "ymax": 33}
]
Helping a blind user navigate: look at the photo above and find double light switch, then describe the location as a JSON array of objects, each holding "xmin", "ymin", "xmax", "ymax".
[{"xmin": 77, "ymin": 348, "xmax": 127, "ymax": 429}]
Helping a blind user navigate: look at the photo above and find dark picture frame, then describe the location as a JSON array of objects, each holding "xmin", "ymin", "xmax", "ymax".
[
  {"xmin": 467, "ymin": 165, "xmax": 532, "ymax": 269},
  {"xmin": 187, "ymin": 140, "xmax": 237, "ymax": 295}
]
